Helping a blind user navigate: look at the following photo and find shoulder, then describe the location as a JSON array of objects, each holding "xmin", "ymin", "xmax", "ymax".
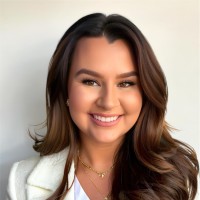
[
  {"xmin": 7, "ymin": 148, "xmax": 71, "ymax": 200},
  {"xmin": 6, "ymin": 156, "xmax": 40, "ymax": 200}
]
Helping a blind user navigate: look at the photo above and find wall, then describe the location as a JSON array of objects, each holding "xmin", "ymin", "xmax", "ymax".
[{"xmin": 0, "ymin": 0, "xmax": 199, "ymax": 199}]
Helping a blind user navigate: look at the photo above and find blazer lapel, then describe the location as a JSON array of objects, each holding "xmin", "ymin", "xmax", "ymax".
[{"xmin": 26, "ymin": 148, "xmax": 75, "ymax": 199}]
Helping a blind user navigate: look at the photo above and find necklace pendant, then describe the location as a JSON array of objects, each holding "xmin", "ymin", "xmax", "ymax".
[
  {"xmin": 99, "ymin": 173, "xmax": 105, "ymax": 178},
  {"xmin": 104, "ymin": 197, "xmax": 109, "ymax": 200}
]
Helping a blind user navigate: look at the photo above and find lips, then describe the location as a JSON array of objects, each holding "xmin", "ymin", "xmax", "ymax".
[{"xmin": 90, "ymin": 113, "xmax": 122, "ymax": 127}]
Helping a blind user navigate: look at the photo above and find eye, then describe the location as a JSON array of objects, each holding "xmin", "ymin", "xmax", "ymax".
[
  {"xmin": 118, "ymin": 81, "xmax": 135, "ymax": 88},
  {"xmin": 82, "ymin": 79, "xmax": 99, "ymax": 86}
]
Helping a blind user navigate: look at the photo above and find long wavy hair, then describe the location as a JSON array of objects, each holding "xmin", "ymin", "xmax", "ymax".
[{"xmin": 33, "ymin": 13, "xmax": 199, "ymax": 200}]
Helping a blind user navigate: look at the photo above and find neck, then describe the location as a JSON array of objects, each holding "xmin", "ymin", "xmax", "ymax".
[{"xmin": 79, "ymin": 139, "xmax": 122, "ymax": 170}]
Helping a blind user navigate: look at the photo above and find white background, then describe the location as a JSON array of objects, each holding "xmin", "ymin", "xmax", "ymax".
[{"xmin": 0, "ymin": 0, "xmax": 199, "ymax": 199}]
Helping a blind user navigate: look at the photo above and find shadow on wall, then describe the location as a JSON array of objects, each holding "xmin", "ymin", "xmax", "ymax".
[{"xmin": 1, "ymin": 39, "xmax": 50, "ymax": 199}]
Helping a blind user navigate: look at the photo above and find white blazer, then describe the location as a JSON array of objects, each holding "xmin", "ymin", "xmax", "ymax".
[{"xmin": 6, "ymin": 148, "xmax": 75, "ymax": 200}]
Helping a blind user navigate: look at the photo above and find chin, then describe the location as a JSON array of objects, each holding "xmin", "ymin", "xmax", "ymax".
[{"xmin": 91, "ymin": 134, "xmax": 125, "ymax": 145}]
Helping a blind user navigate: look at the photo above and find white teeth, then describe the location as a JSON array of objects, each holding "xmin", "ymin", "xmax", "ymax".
[{"xmin": 93, "ymin": 115, "xmax": 118, "ymax": 122}]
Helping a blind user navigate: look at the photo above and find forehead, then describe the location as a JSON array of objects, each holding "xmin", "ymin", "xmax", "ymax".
[{"xmin": 70, "ymin": 36, "xmax": 136, "ymax": 74}]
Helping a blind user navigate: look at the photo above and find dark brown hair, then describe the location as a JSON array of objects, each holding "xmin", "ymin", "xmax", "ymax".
[{"xmin": 33, "ymin": 13, "xmax": 199, "ymax": 199}]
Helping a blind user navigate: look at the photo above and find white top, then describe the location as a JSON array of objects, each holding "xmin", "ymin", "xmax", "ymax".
[{"xmin": 74, "ymin": 176, "xmax": 90, "ymax": 200}]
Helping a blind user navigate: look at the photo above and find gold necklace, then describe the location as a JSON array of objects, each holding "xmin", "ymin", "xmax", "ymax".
[
  {"xmin": 81, "ymin": 162, "xmax": 111, "ymax": 200},
  {"xmin": 78, "ymin": 153, "xmax": 114, "ymax": 178}
]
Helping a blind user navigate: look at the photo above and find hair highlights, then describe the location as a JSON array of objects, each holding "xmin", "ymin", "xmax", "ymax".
[{"xmin": 32, "ymin": 13, "xmax": 199, "ymax": 200}]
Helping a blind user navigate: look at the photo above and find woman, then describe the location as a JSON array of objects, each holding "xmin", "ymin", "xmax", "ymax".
[{"xmin": 7, "ymin": 13, "xmax": 199, "ymax": 200}]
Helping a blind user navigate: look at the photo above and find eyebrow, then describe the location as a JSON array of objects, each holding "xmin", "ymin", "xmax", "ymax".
[{"xmin": 75, "ymin": 68, "xmax": 138, "ymax": 78}]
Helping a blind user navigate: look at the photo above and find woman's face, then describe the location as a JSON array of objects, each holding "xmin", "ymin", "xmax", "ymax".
[{"xmin": 68, "ymin": 37, "xmax": 142, "ymax": 146}]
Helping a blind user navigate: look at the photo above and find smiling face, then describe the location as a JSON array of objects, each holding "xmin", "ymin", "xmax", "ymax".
[{"xmin": 68, "ymin": 37, "xmax": 142, "ymax": 146}]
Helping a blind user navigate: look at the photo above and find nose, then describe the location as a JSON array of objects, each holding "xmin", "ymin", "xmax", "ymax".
[{"xmin": 96, "ymin": 84, "xmax": 120, "ymax": 110}]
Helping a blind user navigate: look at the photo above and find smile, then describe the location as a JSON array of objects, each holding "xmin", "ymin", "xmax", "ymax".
[
  {"xmin": 93, "ymin": 115, "xmax": 119, "ymax": 122},
  {"xmin": 90, "ymin": 113, "xmax": 122, "ymax": 127}
]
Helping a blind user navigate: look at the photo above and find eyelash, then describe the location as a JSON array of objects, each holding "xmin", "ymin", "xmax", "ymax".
[
  {"xmin": 118, "ymin": 81, "xmax": 136, "ymax": 87},
  {"xmin": 81, "ymin": 79, "xmax": 136, "ymax": 87},
  {"xmin": 82, "ymin": 79, "xmax": 99, "ymax": 86}
]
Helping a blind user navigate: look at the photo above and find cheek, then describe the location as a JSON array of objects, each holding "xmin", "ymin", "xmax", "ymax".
[
  {"xmin": 68, "ymin": 85, "xmax": 98, "ymax": 111},
  {"xmin": 123, "ymin": 91, "xmax": 143, "ymax": 114}
]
